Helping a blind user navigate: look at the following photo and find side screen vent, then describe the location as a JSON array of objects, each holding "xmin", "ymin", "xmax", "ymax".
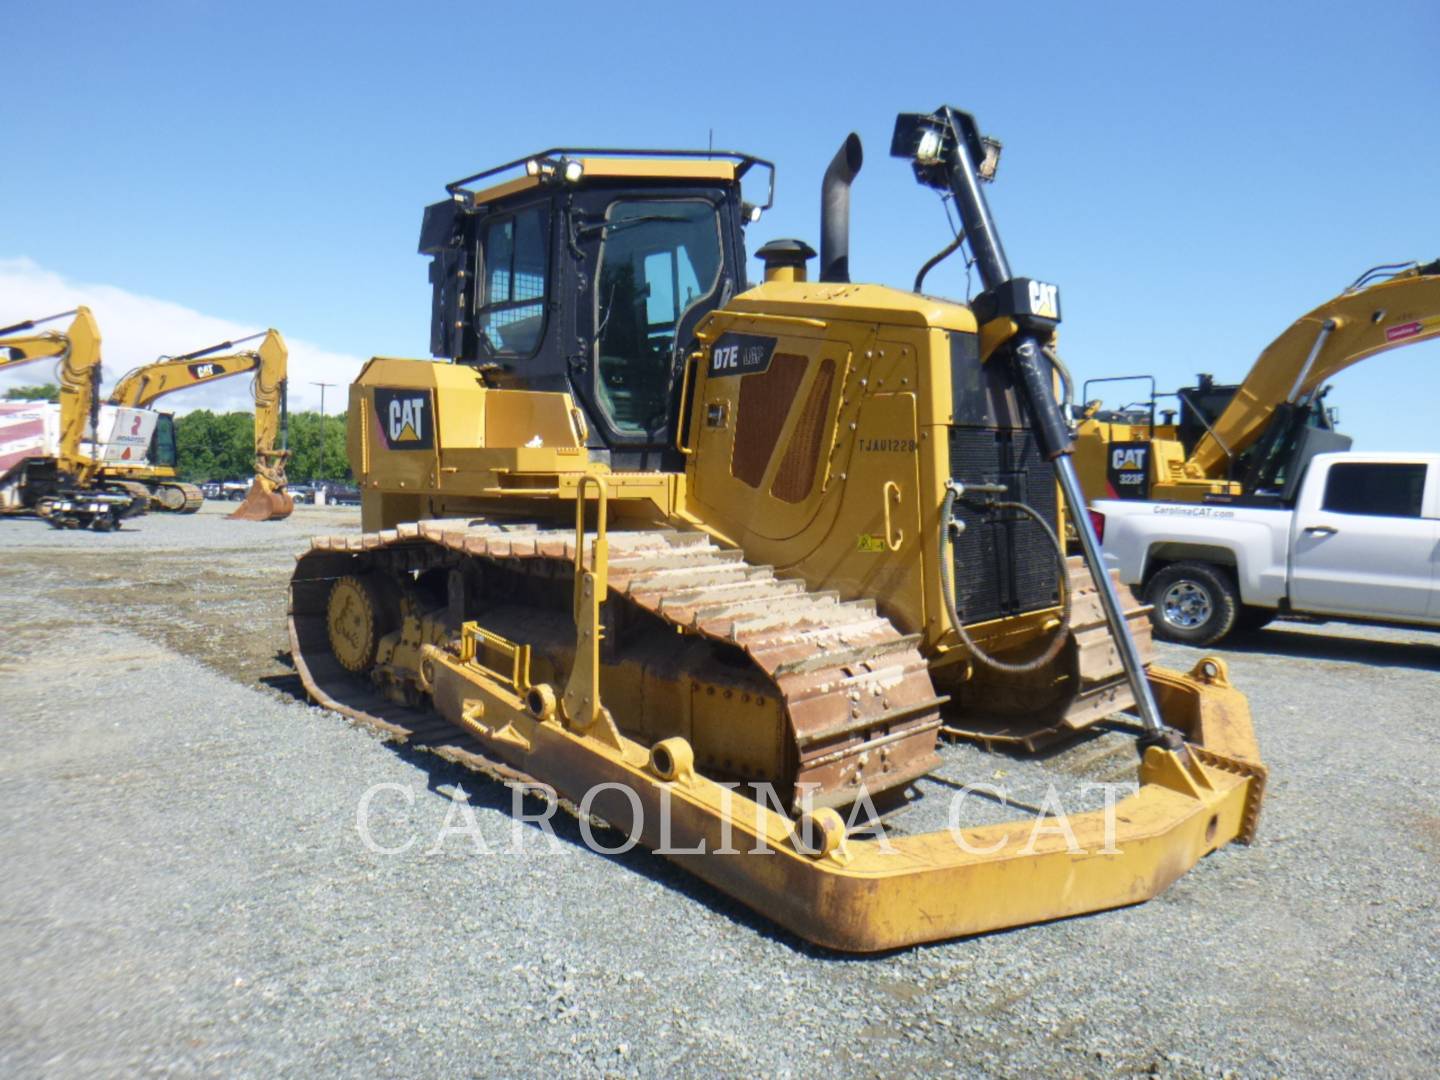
[
  {"xmin": 731, "ymin": 354, "xmax": 808, "ymax": 488},
  {"xmin": 771, "ymin": 358, "xmax": 835, "ymax": 503},
  {"xmin": 948, "ymin": 331, "xmax": 1060, "ymax": 623},
  {"xmin": 948, "ymin": 428, "xmax": 1060, "ymax": 622}
]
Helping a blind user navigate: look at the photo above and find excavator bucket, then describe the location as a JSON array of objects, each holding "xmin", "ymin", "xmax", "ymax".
[{"xmin": 227, "ymin": 479, "xmax": 293, "ymax": 521}]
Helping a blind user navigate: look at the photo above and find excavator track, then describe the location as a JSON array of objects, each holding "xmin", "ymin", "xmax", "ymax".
[
  {"xmin": 106, "ymin": 480, "xmax": 153, "ymax": 518},
  {"xmin": 155, "ymin": 481, "xmax": 204, "ymax": 513},
  {"xmin": 290, "ymin": 518, "xmax": 946, "ymax": 810}
]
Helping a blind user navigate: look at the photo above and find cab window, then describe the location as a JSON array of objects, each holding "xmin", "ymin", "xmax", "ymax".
[
  {"xmin": 1321, "ymin": 462, "xmax": 1426, "ymax": 518},
  {"xmin": 594, "ymin": 199, "xmax": 722, "ymax": 436},
  {"xmin": 148, "ymin": 414, "xmax": 177, "ymax": 469},
  {"xmin": 477, "ymin": 206, "xmax": 548, "ymax": 357}
]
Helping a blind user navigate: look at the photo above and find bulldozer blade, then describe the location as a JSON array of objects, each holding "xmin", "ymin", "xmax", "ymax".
[{"xmin": 227, "ymin": 480, "xmax": 294, "ymax": 521}]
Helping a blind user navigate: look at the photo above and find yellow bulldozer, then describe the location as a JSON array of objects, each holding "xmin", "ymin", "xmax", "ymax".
[
  {"xmin": 289, "ymin": 106, "xmax": 1266, "ymax": 950},
  {"xmin": 1074, "ymin": 259, "xmax": 1440, "ymax": 505},
  {"xmin": 0, "ymin": 307, "xmax": 146, "ymax": 529},
  {"xmin": 105, "ymin": 329, "xmax": 295, "ymax": 520}
]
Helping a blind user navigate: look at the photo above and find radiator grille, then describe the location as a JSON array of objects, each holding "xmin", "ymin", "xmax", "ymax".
[{"xmin": 948, "ymin": 427, "xmax": 1061, "ymax": 623}]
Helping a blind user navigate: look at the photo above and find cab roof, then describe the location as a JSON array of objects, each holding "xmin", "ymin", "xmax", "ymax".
[{"xmin": 447, "ymin": 148, "xmax": 774, "ymax": 209}]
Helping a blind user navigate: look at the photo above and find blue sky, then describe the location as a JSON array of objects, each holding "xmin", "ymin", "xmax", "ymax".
[{"xmin": 3, "ymin": 0, "xmax": 1437, "ymax": 444}]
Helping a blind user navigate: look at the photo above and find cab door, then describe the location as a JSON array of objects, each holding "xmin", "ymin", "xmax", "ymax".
[{"xmin": 1289, "ymin": 459, "xmax": 1439, "ymax": 620}]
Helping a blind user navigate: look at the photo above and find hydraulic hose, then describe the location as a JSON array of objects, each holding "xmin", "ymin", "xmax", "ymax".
[
  {"xmin": 938, "ymin": 484, "xmax": 1071, "ymax": 674},
  {"xmin": 1042, "ymin": 343, "xmax": 1074, "ymax": 420},
  {"xmin": 914, "ymin": 232, "xmax": 966, "ymax": 293}
]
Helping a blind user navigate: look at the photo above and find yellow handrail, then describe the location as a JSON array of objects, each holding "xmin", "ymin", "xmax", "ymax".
[{"xmin": 564, "ymin": 473, "xmax": 611, "ymax": 738}]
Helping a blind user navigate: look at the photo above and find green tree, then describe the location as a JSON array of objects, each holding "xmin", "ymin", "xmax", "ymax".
[
  {"xmin": 173, "ymin": 408, "xmax": 350, "ymax": 482},
  {"xmin": 3, "ymin": 383, "xmax": 60, "ymax": 401},
  {"xmin": 174, "ymin": 409, "xmax": 255, "ymax": 481},
  {"xmin": 286, "ymin": 410, "xmax": 349, "ymax": 482}
]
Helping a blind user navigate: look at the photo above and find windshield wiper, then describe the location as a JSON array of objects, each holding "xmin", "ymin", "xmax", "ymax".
[{"xmin": 577, "ymin": 214, "xmax": 693, "ymax": 239}]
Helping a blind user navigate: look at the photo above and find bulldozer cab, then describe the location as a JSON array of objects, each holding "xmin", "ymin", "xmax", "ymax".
[{"xmin": 420, "ymin": 150, "xmax": 772, "ymax": 470}]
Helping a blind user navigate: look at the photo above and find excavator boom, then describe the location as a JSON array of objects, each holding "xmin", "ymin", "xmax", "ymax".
[
  {"xmin": 1, "ymin": 312, "xmax": 77, "ymax": 369},
  {"xmin": 1189, "ymin": 259, "xmax": 1440, "ymax": 478},
  {"xmin": 108, "ymin": 332, "xmax": 269, "ymax": 409}
]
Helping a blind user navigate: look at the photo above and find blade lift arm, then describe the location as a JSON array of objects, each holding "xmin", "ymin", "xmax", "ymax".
[{"xmin": 891, "ymin": 106, "xmax": 1172, "ymax": 745}]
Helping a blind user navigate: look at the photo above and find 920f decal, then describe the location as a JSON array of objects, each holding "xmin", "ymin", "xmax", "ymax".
[
  {"xmin": 708, "ymin": 332, "xmax": 776, "ymax": 377},
  {"xmin": 374, "ymin": 388, "xmax": 435, "ymax": 450}
]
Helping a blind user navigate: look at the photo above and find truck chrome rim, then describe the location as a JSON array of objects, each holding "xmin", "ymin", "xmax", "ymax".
[{"xmin": 1161, "ymin": 581, "xmax": 1212, "ymax": 629}]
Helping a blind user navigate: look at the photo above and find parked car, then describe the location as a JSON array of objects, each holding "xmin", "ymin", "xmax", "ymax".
[
  {"xmin": 199, "ymin": 481, "xmax": 223, "ymax": 500},
  {"xmin": 1093, "ymin": 452, "xmax": 1440, "ymax": 645},
  {"xmin": 321, "ymin": 483, "xmax": 361, "ymax": 506},
  {"xmin": 221, "ymin": 480, "xmax": 250, "ymax": 501}
]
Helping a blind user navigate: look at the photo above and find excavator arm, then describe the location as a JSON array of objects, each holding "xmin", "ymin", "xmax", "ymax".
[
  {"xmin": 0, "ymin": 308, "xmax": 104, "ymax": 481},
  {"xmin": 247, "ymin": 330, "xmax": 291, "ymax": 489},
  {"xmin": 1188, "ymin": 259, "xmax": 1440, "ymax": 478},
  {"xmin": 219, "ymin": 330, "xmax": 293, "ymax": 520}
]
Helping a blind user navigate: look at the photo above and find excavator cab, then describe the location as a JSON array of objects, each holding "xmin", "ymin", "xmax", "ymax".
[
  {"xmin": 147, "ymin": 413, "xmax": 179, "ymax": 471},
  {"xmin": 419, "ymin": 150, "xmax": 772, "ymax": 470},
  {"xmin": 1175, "ymin": 373, "xmax": 1352, "ymax": 504}
]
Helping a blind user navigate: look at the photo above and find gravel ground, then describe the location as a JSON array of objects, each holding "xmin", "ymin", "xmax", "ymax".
[{"xmin": 2, "ymin": 503, "xmax": 1437, "ymax": 1077}]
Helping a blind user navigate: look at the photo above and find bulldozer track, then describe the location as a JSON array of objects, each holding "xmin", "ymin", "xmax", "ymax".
[{"xmin": 290, "ymin": 518, "xmax": 946, "ymax": 809}]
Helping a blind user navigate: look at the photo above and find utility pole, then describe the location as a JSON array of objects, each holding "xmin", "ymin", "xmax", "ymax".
[{"xmin": 311, "ymin": 381, "xmax": 336, "ymax": 481}]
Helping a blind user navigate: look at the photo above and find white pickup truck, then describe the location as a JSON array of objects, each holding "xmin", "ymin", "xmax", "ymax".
[{"xmin": 1092, "ymin": 452, "xmax": 1440, "ymax": 645}]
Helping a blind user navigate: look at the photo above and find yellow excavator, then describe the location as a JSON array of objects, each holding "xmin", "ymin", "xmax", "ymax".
[
  {"xmin": 289, "ymin": 106, "xmax": 1266, "ymax": 951},
  {"xmin": 104, "ymin": 329, "xmax": 294, "ymax": 519},
  {"xmin": 0, "ymin": 308, "xmax": 145, "ymax": 529},
  {"xmin": 1075, "ymin": 259, "xmax": 1440, "ymax": 505}
]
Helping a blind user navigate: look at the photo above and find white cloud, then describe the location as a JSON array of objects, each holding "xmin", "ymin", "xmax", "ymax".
[{"xmin": 0, "ymin": 257, "xmax": 363, "ymax": 414}]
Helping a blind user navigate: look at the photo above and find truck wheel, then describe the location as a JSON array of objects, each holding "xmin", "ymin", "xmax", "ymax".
[{"xmin": 1144, "ymin": 561, "xmax": 1239, "ymax": 646}]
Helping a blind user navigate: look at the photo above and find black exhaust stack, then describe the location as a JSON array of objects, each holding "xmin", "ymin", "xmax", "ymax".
[{"xmin": 820, "ymin": 134, "xmax": 863, "ymax": 283}]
